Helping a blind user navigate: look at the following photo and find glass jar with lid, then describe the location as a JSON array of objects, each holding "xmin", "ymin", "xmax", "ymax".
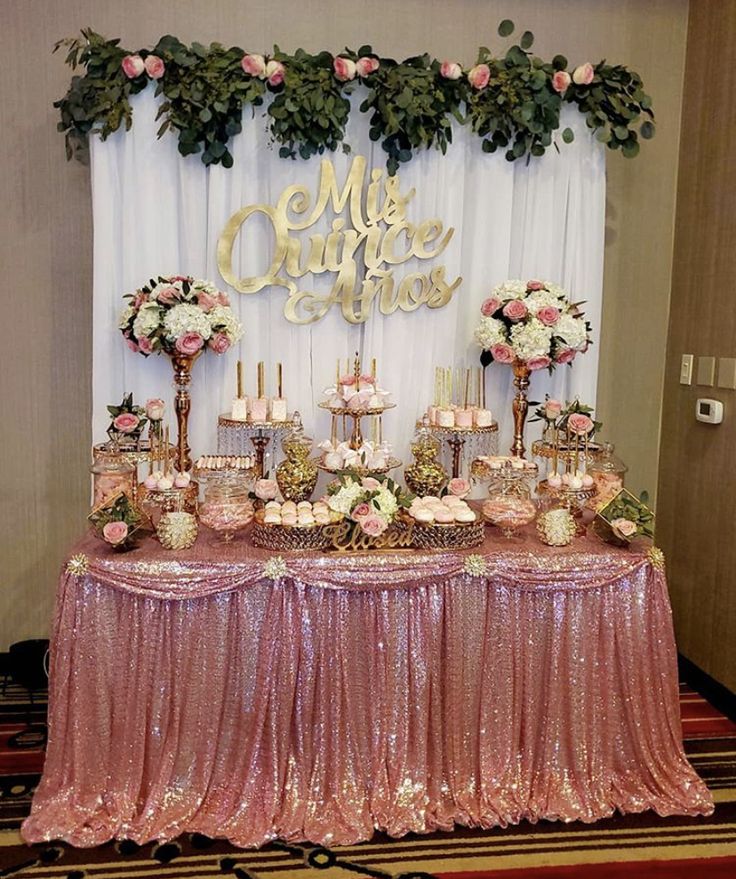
[
  {"xmin": 276, "ymin": 413, "xmax": 318, "ymax": 502},
  {"xmin": 405, "ymin": 415, "xmax": 447, "ymax": 496},
  {"xmin": 90, "ymin": 452, "xmax": 136, "ymax": 510},
  {"xmin": 482, "ymin": 465, "xmax": 538, "ymax": 538},
  {"xmin": 588, "ymin": 442, "xmax": 628, "ymax": 508},
  {"xmin": 198, "ymin": 477, "xmax": 254, "ymax": 542}
]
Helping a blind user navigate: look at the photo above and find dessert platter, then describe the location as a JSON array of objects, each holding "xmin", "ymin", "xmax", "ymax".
[{"xmin": 407, "ymin": 493, "xmax": 485, "ymax": 550}]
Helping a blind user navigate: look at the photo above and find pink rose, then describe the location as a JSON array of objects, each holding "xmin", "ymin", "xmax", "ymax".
[
  {"xmin": 503, "ymin": 299, "xmax": 528, "ymax": 321},
  {"xmin": 121, "ymin": 55, "xmax": 145, "ymax": 78},
  {"xmin": 333, "ymin": 56, "xmax": 357, "ymax": 82},
  {"xmin": 265, "ymin": 60, "xmax": 285, "ymax": 87},
  {"xmin": 255, "ymin": 478, "xmax": 278, "ymax": 501},
  {"xmin": 360, "ymin": 514, "xmax": 387, "ymax": 537},
  {"xmin": 537, "ymin": 306, "xmax": 561, "ymax": 327},
  {"xmin": 217, "ymin": 291, "xmax": 231, "ymax": 306},
  {"xmin": 611, "ymin": 518, "xmax": 637, "ymax": 539},
  {"xmin": 568, "ymin": 413, "xmax": 594, "ymax": 435},
  {"xmin": 572, "ymin": 62, "xmax": 595, "ymax": 86},
  {"xmin": 113, "ymin": 412, "xmax": 140, "ymax": 433},
  {"xmin": 361, "ymin": 477, "xmax": 381, "ymax": 491},
  {"xmin": 490, "ymin": 343, "xmax": 515, "ymax": 364},
  {"xmin": 527, "ymin": 355, "xmax": 551, "ymax": 371},
  {"xmin": 356, "ymin": 56, "xmax": 379, "ymax": 77},
  {"xmin": 175, "ymin": 332, "xmax": 204, "ymax": 355},
  {"xmin": 545, "ymin": 399, "xmax": 562, "ymax": 419},
  {"xmin": 448, "ymin": 477, "xmax": 471, "ymax": 498},
  {"xmin": 480, "ymin": 296, "xmax": 501, "ymax": 316},
  {"xmin": 208, "ymin": 332, "xmax": 230, "ymax": 354},
  {"xmin": 144, "ymin": 55, "xmax": 165, "ymax": 79},
  {"xmin": 241, "ymin": 53, "xmax": 267, "ymax": 78},
  {"xmin": 145, "ymin": 398, "xmax": 165, "ymax": 420},
  {"xmin": 340, "ymin": 375, "xmax": 356, "ymax": 386},
  {"xmin": 157, "ymin": 286, "xmax": 180, "ymax": 305},
  {"xmin": 552, "ymin": 70, "xmax": 571, "ymax": 94},
  {"xmin": 440, "ymin": 61, "xmax": 462, "ymax": 80},
  {"xmin": 555, "ymin": 347, "xmax": 576, "ymax": 365},
  {"xmin": 467, "ymin": 63, "xmax": 490, "ymax": 90},
  {"xmin": 132, "ymin": 291, "xmax": 149, "ymax": 309},
  {"xmin": 197, "ymin": 291, "xmax": 217, "ymax": 312},
  {"xmin": 102, "ymin": 521, "xmax": 129, "ymax": 546},
  {"xmin": 526, "ymin": 280, "xmax": 545, "ymax": 291},
  {"xmin": 137, "ymin": 336, "xmax": 153, "ymax": 355},
  {"xmin": 126, "ymin": 338, "xmax": 139, "ymax": 353},
  {"xmin": 351, "ymin": 502, "xmax": 371, "ymax": 520}
]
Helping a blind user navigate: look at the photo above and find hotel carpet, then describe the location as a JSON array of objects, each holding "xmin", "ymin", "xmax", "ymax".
[{"xmin": 0, "ymin": 683, "xmax": 735, "ymax": 879}]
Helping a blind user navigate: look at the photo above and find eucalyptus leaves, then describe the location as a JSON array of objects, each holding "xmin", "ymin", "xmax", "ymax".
[{"xmin": 54, "ymin": 20, "xmax": 654, "ymax": 175}]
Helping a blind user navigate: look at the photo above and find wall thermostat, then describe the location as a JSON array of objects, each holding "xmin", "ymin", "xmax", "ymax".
[{"xmin": 696, "ymin": 398, "xmax": 723, "ymax": 424}]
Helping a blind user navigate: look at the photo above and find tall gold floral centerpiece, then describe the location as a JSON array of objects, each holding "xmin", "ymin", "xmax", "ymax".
[
  {"xmin": 118, "ymin": 275, "xmax": 243, "ymax": 471},
  {"xmin": 474, "ymin": 279, "xmax": 593, "ymax": 457}
]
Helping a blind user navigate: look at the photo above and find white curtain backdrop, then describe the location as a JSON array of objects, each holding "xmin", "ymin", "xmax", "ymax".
[{"xmin": 91, "ymin": 91, "xmax": 605, "ymax": 474}]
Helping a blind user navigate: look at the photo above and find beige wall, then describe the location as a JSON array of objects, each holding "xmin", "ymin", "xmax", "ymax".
[
  {"xmin": 657, "ymin": 0, "xmax": 736, "ymax": 692},
  {"xmin": 0, "ymin": 0, "xmax": 688, "ymax": 649}
]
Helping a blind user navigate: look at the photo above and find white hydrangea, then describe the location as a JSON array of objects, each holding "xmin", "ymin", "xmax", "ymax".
[
  {"xmin": 492, "ymin": 279, "xmax": 527, "ymax": 300},
  {"xmin": 372, "ymin": 487, "xmax": 398, "ymax": 523},
  {"xmin": 162, "ymin": 303, "xmax": 213, "ymax": 341},
  {"xmin": 118, "ymin": 306, "xmax": 135, "ymax": 329},
  {"xmin": 509, "ymin": 319, "xmax": 553, "ymax": 360},
  {"xmin": 327, "ymin": 481, "xmax": 364, "ymax": 515},
  {"xmin": 132, "ymin": 303, "xmax": 162, "ymax": 339},
  {"xmin": 554, "ymin": 313, "xmax": 588, "ymax": 350},
  {"xmin": 543, "ymin": 281, "xmax": 569, "ymax": 300},
  {"xmin": 474, "ymin": 317, "xmax": 508, "ymax": 350},
  {"xmin": 208, "ymin": 305, "xmax": 243, "ymax": 343},
  {"xmin": 525, "ymin": 288, "xmax": 567, "ymax": 315}
]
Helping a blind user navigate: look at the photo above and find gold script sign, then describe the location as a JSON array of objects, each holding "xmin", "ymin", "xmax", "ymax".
[{"xmin": 217, "ymin": 155, "xmax": 462, "ymax": 324}]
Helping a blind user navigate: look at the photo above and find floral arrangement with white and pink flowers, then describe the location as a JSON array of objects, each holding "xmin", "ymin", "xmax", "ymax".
[
  {"xmin": 106, "ymin": 392, "xmax": 148, "ymax": 444},
  {"xmin": 88, "ymin": 491, "xmax": 146, "ymax": 551},
  {"xmin": 474, "ymin": 279, "xmax": 592, "ymax": 372},
  {"xmin": 595, "ymin": 488, "xmax": 654, "ymax": 545},
  {"xmin": 118, "ymin": 275, "xmax": 243, "ymax": 359},
  {"xmin": 326, "ymin": 472, "xmax": 413, "ymax": 538}
]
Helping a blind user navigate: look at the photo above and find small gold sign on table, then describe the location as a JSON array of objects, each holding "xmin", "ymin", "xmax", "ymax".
[{"xmin": 323, "ymin": 517, "xmax": 415, "ymax": 552}]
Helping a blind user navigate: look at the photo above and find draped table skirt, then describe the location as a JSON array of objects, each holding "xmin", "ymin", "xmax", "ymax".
[{"xmin": 22, "ymin": 529, "xmax": 713, "ymax": 848}]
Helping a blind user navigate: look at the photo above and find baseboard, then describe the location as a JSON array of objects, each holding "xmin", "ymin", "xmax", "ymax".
[{"xmin": 679, "ymin": 653, "xmax": 736, "ymax": 722}]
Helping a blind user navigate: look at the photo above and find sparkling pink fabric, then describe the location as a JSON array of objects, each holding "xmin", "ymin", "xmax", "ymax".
[{"xmin": 22, "ymin": 529, "xmax": 713, "ymax": 848}]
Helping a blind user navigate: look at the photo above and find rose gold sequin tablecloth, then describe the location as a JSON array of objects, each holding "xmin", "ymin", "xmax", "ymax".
[{"xmin": 22, "ymin": 529, "xmax": 713, "ymax": 848}]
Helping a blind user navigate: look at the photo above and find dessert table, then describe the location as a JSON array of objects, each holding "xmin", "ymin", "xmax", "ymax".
[{"xmin": 22, "ymin": 528, "xmax": 713, "ymax": 848}]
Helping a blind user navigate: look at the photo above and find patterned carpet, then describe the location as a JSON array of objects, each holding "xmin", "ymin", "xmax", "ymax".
[{"xmin": 0, "ymin": 683, "xmax": 735, "ymax": 878}]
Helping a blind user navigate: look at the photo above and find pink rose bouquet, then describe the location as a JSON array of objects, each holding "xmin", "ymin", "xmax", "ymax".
[
  {"xmin": 106, "ymin": 392, "xmax": 148, "ymax": 444},
  {"xmin": 447, "ymin": 477, "xmax": 471, "ymax": 498},
  {"xmin": 89, "ymin": 492, "xmax": 145, "ymax": 552},
  {"xmin": 596, "ymin": 488, "xmax": 654, "ymax": 545},
  {"xmin": 326, "ymin": 471, "xmax": 414, "ymax": 543},
  {"xmin": 474, "ymin": 279, "xmax": 592, "ymax": 373},
  {"xmin": 119, "ymin": 275, "xmax": 242, "ymax": 360}
]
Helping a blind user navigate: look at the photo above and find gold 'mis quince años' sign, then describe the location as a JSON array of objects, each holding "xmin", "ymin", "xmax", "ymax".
[{"xmin": 216, "ymin": 155, "xmax": 462, "ymax": 324}]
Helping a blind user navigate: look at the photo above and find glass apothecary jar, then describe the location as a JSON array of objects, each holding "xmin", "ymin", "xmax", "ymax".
[
  {"xmin": 482, "ymin": 469, "xmax": 538, "ymax": 538},
  {"xmin": 588, "ymin": 442, "xmax": 628, "ymax": 508},
  {"xmin": 276, "ymin": 415, "xmax": 318, "ymax": 502},
  {"xmin": 198, "ymin": 477, "xmax": 254, "ymax": 542},
  {"xmin": 90, "ymin": 454, "xmax": 135, "ymax": 510},
  {"xmin": 405, "ymin": 416, "xmax": 447, "ymax": 496}
]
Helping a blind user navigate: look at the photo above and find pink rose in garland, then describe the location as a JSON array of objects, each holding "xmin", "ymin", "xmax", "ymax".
[
  {"xmin": 351, "ymin": 502, "xmax": 371, "ymax": 521},
  {"xmin": 333, "ymin": 56, "xmax": 357, "ymax": 82},
  {"xmin": 144, "ymin": 55, "xmax": 165, "ymax": 79},
  {"xmin": 209, "ymin": 332, "xmax": 230, "ymax": 354},
  {"xmin": 102, "ymin": 521, "xmax": 129, "ymax": 546},
  {"xmin": 503, "ymin": 299, "xmax": 528, "ymax": 321},
  {"xmin": 440, "ymin": 61, "xmax": 462, "ymax": 80},
  {"xmin": 537, "ymin": 305, "xmax": 560, "ymax": 326},
  {"xmin": 481, "ymin": 296, "xmax": 501, "ymax": 316},
  {"xmin": 552, "ymin": 70, "xmax": 571, "ymax": 94},
  {"xmin": 121, "ymin": 55, "xmax": 145, "ymax": 78},
  {"xmin": 241, "ymin": 53, "xmax": 267, "ymax": 78},
  {"xmin": 572, "ymin": 63, "xmax": 595, "ymax": 86},
  {"xmin": 265, "ymin": 60, "xmax": 285, "ymax": 87},
  {"xmin": 356, "ymin": 56, "xmax": 379, "ymax": 77},
  {"xmin": 468, "ymin": 64, "xmax": 490, "ymax": 90}
]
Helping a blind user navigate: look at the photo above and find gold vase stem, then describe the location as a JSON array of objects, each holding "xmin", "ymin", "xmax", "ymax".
[
  {"xmin": 511, "ymin": 360, "xmax": 531, "ymax": 458},
  {"xmin": 170, "ymin": 352, "xmax": 201, "ymax": 472}
]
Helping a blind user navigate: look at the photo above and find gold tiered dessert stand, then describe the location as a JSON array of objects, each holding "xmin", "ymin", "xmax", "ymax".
[
  {"xmin": 428, "ymin": 421, "xmax": 499, "ymax": 479},
  {"xmin": 217, "ymin": 414, "xmax": 298, "ymax": 480}
]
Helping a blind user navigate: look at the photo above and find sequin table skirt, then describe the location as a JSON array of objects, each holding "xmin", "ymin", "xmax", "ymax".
[{"xmin": 22, "ymin": 530, "xmax": 713, "ymax": 848}]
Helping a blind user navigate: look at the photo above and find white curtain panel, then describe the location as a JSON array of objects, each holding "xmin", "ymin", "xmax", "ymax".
[{"xmin": 91, "ymin": 90, "xmax": 605, "ymax": 473}]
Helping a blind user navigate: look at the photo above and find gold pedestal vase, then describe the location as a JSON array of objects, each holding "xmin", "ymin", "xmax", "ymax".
[
  {"xmin": 511, "ymin": 360, "xmax": 531, "ymax": 458},
  {"xmin": 170, "ymin": 351, "xmax": 202, "ymax": 472}
]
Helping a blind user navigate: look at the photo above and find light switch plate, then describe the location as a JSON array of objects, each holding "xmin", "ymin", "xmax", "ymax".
[
  {"xmin": 697, "ymin": 356, "xmax": 716, "ymax": 386},
  {"xmin": 680, "ymin": 354, "xmax": 693, "ymax": 385},
  {"xmin": 717, "ymin": 357, "xmax": 736, "ymax": 390}
]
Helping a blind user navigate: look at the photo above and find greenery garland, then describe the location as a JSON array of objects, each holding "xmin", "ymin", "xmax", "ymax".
[{"xmin": 54, "ymin": 21, "xmax": 654, "ymax": 174}]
